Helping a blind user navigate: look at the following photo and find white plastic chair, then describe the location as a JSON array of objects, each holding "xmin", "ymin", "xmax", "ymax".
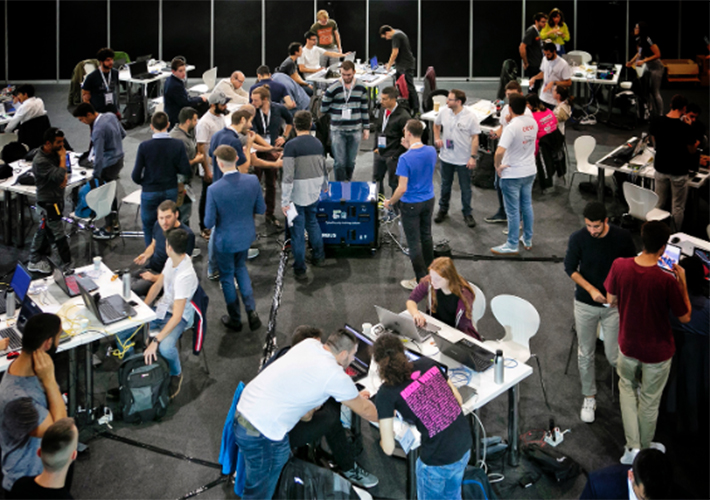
[
  {"xmin": 622, "ymin": 182, "xmax": 671, "ymax": 223},
  {"xmin": 469, "ymin": 283, "xmax": 486, "ymax": 329},
  {"xmin": 71, "ymin": 181, "xmax": 117, "ymax": 263},
  {"xmin": 118, "ymin": 189, "xmax": 144, "ymax": 239},
  {"xmin": 189, "ymin": 67, "xmax": 217, "ymax": 94},
  {"xmin": 566, "ymin": 50, "xmax": 592, "ymax": 65},
  {"xmin": 568, "ymin": 136, "xmax": 613, "ymax": 195},
  {"xmin": 483, "ymin": 295, "xmax": 540, "ymax": 363}
]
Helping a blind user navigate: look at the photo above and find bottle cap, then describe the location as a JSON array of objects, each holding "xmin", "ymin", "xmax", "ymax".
[{"xmin": 496, "ymin": 349, "xmax": 503, "ymax": 356}]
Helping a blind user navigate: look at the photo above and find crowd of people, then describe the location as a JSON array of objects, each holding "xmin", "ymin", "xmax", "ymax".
[{"xmin": 0, "ymin": 6, "xmax": 707, "ymax": 500}]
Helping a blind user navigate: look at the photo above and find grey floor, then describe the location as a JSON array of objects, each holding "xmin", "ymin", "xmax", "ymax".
[{"xmin": 1, "ymin": 79, "xmax": 708, "ymax": 499}]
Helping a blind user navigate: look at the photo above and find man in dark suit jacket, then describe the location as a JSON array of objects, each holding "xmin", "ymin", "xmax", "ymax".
[
  {"xmin": 205, "ymin": 145, "xmax": 265, "ymax": 333},
  {"xmin": 163, "ymin": 58, "xmax": 207, "ymax": 130},
  {"xmin": 373, "ymin": 86, "xmax": 410, "ymax": 196},
  {"xmin": 580, "ymin": 449, "xmax": 672, "ymax": 499}
]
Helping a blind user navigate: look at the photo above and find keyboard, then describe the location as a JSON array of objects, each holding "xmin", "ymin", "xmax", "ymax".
[
  {"xmin": 0, "ymin": 295, "xmax": 6, "ymax": 314},
  {"xmin": 98, "ymin": 302, "xmax": 124, "ymax": 322},
  {"xmin": 0, "ymin": 327, "xmax": 22, "ymax": 351},
  {"xmin": 458, "ymin": 338, "xmax": 494, "ymax": 372}
]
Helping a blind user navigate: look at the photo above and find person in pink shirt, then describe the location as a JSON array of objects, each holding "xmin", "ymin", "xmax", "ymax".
[{"xmin": 526, "ymin": 93, "xmax": 557, "ymax": 155}]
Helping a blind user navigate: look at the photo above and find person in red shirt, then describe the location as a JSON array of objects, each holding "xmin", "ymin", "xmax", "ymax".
[{"xmin": 604, "ymin": 221, "xmax": 691, "ymax": 465}]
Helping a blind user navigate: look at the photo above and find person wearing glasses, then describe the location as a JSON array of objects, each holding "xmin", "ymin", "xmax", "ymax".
[{"xmin": 212, "ymin": 71, "xmax": 249, "ymax": 104}]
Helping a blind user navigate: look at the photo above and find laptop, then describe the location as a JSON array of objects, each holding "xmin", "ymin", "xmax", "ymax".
[
  {"xmin": 432, "ymin": 334, "xmax": 495, "ymax": 372},
  {"xmin": 77, "ymin": 282, "xmax": 135, "ymax": 325},
  {"xmin": 374, "ymin": 305, "xmax": 440, "ymax": 343},
  {"xmin": 127, "ymin": 60, "xmax": 154, "ymax": 80},
  {"xmin": 135, "ymin": 54, "xmax": 152, "ymax": 63},
  {"xmin": 52, "ymin": 268, "xmax": 98, "ymax": 298},
  {"xmin": 0, "ymin": 296, "xmax": 43, "ymax": 353},
  {"xmin": 2, "ymin": 101, "xmax": 16, "ymax": 114},
  {"xmin": 0, "ymin": 262, "xmax": 32, "ymax": 315}
]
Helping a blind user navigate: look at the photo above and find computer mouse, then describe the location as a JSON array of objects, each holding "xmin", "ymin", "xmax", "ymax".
[
  {"xmin": 80, "ymin": 170, "xmax": 87, "ymax": 175},
  {"xmin": 670, "ymin": 236, "xmax": 680, "ymax": 244}
]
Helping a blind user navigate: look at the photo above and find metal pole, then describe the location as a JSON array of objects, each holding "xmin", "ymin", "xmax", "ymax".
[
  {"xmin": 625, "ymin": 0, "xmax": 629, "ymax": 64},
  {"xmin": 677, "ymin": 1, "xmax": 681, "ymax": 58},
  {"xmin": 365, "ymin": 0, "xmax": 369, "ymax": 62},
  {"xmin": 508, "ymin": 384, "xmax": 520, "ymax": 466},
  {"xmin": 416, "ymin": 0, "xmax": 421, "ymax": 79},
  {"xmin": 107, "ymin": 0, "xmax": 111, "ymax": 47},
  {"xmin": 5, "ymin": 0, "xmax": 9, "ymax": 83},
  {"xmin": 210, "ymin": 0, "xmax": 214, "ymax": 69},
  {"xmin": 261, "ymin": 0, "xmax": 266, "ymax": 66},
  {"xmin": 159, "ymin": 0, "xmax": 163, "ymax": 61},
  {"xmin": 469, "ymin": 0, "xmax": 473, "ymax": 79},
  {"xmin": 573, "ymin": 0, "xmax": 577, "ymax": 51},
  {"xmin": 521, "ymin": 0, "xmax": 526, "ymax": 78},
  {"xmin": 56, "ymin": 0, "xmax": 60, "ymax": 82}
]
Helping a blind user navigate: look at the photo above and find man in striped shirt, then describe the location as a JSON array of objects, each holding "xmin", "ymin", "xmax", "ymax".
[
  {"xmin": 282, "ymin": 111, "xmax": 329, "ymax": 280},
  {"xmin": 321, "ymin": 60, "xmax": 370, "ymax": 181}
]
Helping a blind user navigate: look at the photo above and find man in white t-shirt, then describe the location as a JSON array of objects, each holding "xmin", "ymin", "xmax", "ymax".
[
  {"xmin": 433, "ymin": 89, "xmax": 481, "ymax": 228},
  {"xmin": 298, "ymin": 31, "xmax": 348, "ymax": 75},
  {"xmin": 492, "ymin": 94, "xmax": 538, "ymax": 255},
  {"xmin": 195, "ymin": 92, "xmax": 230, "ymax": 241},
  {"xmin": 529, "ymin": 43, "xmax": 572, "ymax": 109},
  {"xmin": 235, "ymin": 329, "xmax": 377, "ymax": 500},
  {"xmin": 116, "ymin": 228, "xmax": 198, "ymax": 399}
]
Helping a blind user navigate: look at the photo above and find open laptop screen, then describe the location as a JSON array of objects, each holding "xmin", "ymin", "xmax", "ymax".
[{"xmin": 9, "ymin": 262, "xmax": 32, "ymax": 303}]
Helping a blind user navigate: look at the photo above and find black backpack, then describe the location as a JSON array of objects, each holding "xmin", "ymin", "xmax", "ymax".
[
  {"xmin": 122, "ymin": 94, "xmax": 145, "ymax": 130},
  {"xmin": 118, "ymin": 354, "xmax": 171, "ymax": 423},
  {"xmin": 522, "ymin": 444, "xmax": 581, "ymax": 483}
]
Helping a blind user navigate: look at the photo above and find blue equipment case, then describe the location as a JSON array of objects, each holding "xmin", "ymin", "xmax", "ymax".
[{"xmin": 316, "ymin": 182, "xmax": 379, "ymax": 252}]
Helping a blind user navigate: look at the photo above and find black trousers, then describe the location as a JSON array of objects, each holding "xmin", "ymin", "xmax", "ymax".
[
  {"xmin": 288, "ymin": 398, "xmax": 355, "ymax": 472},
  {"xmin": 99, "ymin": 157, "xmax": 124, "ymax": 228},
  {"xmin": 198, "ymin": 176, "xmax": 211, "ymax": 231},
  {"xmin": 400, "ymin": 197, "xmax": 435, "ymax": 281},
  {"xmin": 29, "ymin": 201, "xmax": 71, "ymax": 265},
  {"xmin": 373, "ymin": 153, "xmax": 399, "ymax": 197}
]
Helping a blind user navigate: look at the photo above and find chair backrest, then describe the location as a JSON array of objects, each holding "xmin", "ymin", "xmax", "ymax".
[
  {"xmin": 490, "ymin": 295, "xmax": 540, "ymax": 352},
  {"xmin": 82, "ymin": 63, "xmax": 96, "ymax": 84},
  {"xmin": 202, "ymin": 67, "xmax": 218, "ymax": 91},
  {"xmin": 469, "ymin": 283, "xmax": 486, "ymax": 328},
  {"xmin": 573, "ymin": 135, "xmax": 596, "ymax": 173},
  {"xmin": 623, "ymin": 182, "xmax": 659, "ymax": 221},
  {"xmin": 566, "ymin": 50, "xmax": 592, "ymax": 65},
  {"xmin": 85, "ymin": 180, "xmax": 117, "ymax": 220}
]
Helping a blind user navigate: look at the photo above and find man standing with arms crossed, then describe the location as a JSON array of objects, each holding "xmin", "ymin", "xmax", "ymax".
[
  {"xmin": 433, "ymin": 89, "xmax": 481, "ymax": 228},
  {"xmin": 564, "ymin": 202, "xmax": 636, "ymax": 423},
  {"xmin": 321, "ymin": 60, "xmax": 370, "ymax": 182},
  {"xmin": 604, "ymin": 221, "xmax": 691, "ymax": 465}
]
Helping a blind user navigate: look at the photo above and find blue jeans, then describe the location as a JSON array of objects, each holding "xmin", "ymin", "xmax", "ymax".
[
  {"xmin": 439, "ymin": 160, "xmax": 472, "ymax": 216},
  {"xmin": 233, "ymin": 419, "xmax": 291, "ymax": 500},
  {"xmin": 416, "ymin": 449, "xmax": 470, "ymax": 500},
  {"xmin": 500, "ymin": 174, "xmax": 535, "ymax": 247},
  {"xmin": 331, "ymin": 129, "xmax": 361, "ymax": 181},
  {"xmin": 141, "ymin": 188, "xmax": 178, "ymax": 246},
  {"xmin": 291, "ymin": 201, "xmax": 325, "ymax": 274},
  {"xmin": 216, "ymin": 249, "xmax": 255, "ymax": 321},
  {"xmin": 115, "ymin": 311, "xmax": 191, "ymax": 376}
]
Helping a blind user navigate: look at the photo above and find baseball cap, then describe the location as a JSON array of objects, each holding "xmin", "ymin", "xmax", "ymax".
[{"xmin": 208, "ymin": 90, "xmax": 231, "ymax": 106}]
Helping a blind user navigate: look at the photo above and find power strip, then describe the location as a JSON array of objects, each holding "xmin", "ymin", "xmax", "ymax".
[{"xmin": 544, "ymin": 427, "xmax": 570, "ymax": 447}]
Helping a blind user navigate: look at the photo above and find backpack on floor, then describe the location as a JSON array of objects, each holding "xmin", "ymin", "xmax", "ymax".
[
  {"xmin": 522, "ymin": 443, "xmax": 581, "ymax": 483},
  {"xmin": 117, "ymin": 354, "xmax": 171, "ymax": 423},
  {"xmin": 462, "ymin": 465, "xmax": 498, "ymax": 499},
  {"xmin": 275, "ymin": 458, "xmax": 360, "ymax": 499}
]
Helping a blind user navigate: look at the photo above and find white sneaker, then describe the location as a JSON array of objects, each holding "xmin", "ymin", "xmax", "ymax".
[
  {"xmin": 580, "ymin": 397, "xmax": 596, "ymax": 423},
  {"xmin": 649, "ymin": 442, "xmax": 666, "ymax": 453},
  {"xmin": 400, "ymin": 278, "xmax": 418, "ymax": 290},
  {"xmin": 620, "ymin": 447, "xmax": 640, "ymax": 465}
]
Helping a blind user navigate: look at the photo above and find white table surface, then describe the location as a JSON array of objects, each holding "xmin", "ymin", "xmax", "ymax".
[
  {"xmin": 672, "ymin": 232, "xmax": 710, "ymax": 256},
  {"xmin": 0, "ymin": 152, "xmax": 94, "ymax": 196},
  {"xmin": 119, "ymin": 63, "xmax": 195, "ymax": 84},
  {"xmin": 420, "ymin": 100, "xmax": 499, "ymax": 134},
  {"xmin": 521, "ymin": 63, "xmax": 622, "ymax": 87},
  {"xmin": 0, "ymin": 262, "xmax": 156, "ymax": 372}
]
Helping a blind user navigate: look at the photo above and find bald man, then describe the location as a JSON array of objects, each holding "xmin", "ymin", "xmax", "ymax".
[{"xmin": 212, "ymin": 71, "xmax": 249, "ymax": 104}]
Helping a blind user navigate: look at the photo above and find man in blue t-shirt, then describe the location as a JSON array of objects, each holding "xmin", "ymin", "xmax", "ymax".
[
  {"xmin": 131, "ymin": 200, "xmax": 195, "ymax": 297},
  {"xmin": 384, "ymin": 120, "xmax": 436, "ymax": 290}
]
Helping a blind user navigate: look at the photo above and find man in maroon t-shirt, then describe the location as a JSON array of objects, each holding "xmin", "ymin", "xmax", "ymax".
[{"xmin": 604, "ymin": 221, "xmax": 691, "ymax": 465}]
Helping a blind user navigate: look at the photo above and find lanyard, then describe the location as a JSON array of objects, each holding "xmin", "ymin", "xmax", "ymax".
[
  {"xmin": 259, "ymin": 109, "xmax": 270, "ymax": 134},
  {"xmin": 341, "ymin": 79, "xmax": 353, "ymax": 104},
  {"xmin": 100, "ymin": 69, "xmax": 112, "ymax": 92},
  {"xmin": 410, "ymin": 141, "xmax": 423, "ymax": 148}
]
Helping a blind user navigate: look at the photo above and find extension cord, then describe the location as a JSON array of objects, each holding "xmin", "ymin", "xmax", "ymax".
[{"xmin": 543, "ymin": 427, "xmax": 570, "ymax": 447}]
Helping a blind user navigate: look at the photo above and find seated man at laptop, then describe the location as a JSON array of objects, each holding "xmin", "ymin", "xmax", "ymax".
[
  {"xmin": 132, "ymin": 200, "xmax": 195, "ymax": 297},
  {"xmin": 406, "ymin": 257, "xmax": 481, "ymax": 340},
  {"xmin": 117, "ymin": 228, "xmax": 198, "ymax": 399}
]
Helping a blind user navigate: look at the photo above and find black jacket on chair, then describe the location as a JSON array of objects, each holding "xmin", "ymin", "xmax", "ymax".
[{"xmin": 537, "ymin": 129, "xmax": 566, "ymax": 189}]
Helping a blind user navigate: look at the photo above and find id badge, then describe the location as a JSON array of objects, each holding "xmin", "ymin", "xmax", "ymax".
[
  {"xmin": 264, "ymin": 135, "xmax": 272, "ymax": 145},
  {"xmin": 155, "ymin": 300, "xmax": 169, "ymax": 320},
  {"xmin": 104, "ymin": 92, "xmax": 114, "ymax": 105},
  {"xmin": 445, "ymin": 139, "xmax": 454, "ymax": 150},
  {"xmin": 378, "ymin": 135, "xmax": 387, "ymax": 148},
  {"xmin": 342, "ymin": 108, "xmax": 352, "ymax": 120},
  {"xmin": 399, "ymin": 427, "xmax": 416, "ymax": 454}
]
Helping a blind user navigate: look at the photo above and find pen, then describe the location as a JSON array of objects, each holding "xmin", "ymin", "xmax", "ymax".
[{"xmin": 54, "ymin": 203, "xmax": 60, "ymax": 215}]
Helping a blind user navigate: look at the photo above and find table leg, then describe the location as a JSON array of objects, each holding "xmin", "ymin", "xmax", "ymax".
[
  {"xmin": 85, "ymin": 344, "xmax": 94, "ymax": 422},
  {"xmin": 471, "ymin": 411, "xmax": 481, "ymax": 464},
  {"xmin": 143, "ymin": 82, "xmax": 150, "ymax": 124},
  {"xmin": 406, "ymin": 447, "xmax": 419, "ymax": 500},
  {"xmin": 2, "ymin": 192, "xmax": 12, "ymax": 246},
  {"xmin": 68, "ymin": 348, "xmax": 77, "ymax": 417},
  {"xmin": 597, "ymin": 167, "xmax": 606, "ymax": 203},
  {"xmin": 14, "ymin": 194, "xmax": 26, "ymax": 248},
  {"xmin": 507, "ymin": 384, "xmax": 520, "ymax": 467}
]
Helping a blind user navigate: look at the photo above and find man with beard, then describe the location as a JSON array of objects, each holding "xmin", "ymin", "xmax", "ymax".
[
  {"xmin": 81, "ymin": 48, "xmax": 120, "ymax": 115},
  {"xmin": 0, "ymin": 314, "xmax": 67, "ymax": 495},
  {"xmin": 528, "ymin": 42, "xmax": 571, "ymax": 110},
  {"xmin": 170, "ymin": 107, "xmax": 204, "ymax": 227},
  {"xmin": 564, "ymin": 202, "xmax": 636, "ymax": 423}
]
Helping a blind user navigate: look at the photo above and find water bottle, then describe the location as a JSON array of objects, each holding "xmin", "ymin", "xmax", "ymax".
[
  {"xmin": 65, "ymin": 153, "xmax": 72, "ymax": 176},
  {"xmin": 122, "ymin": 270, "xmax": 131, "ymax": 300},
  {"xmin": 6, "ymin": 287, "xmax": 15, "ymax": 318},
  {"xmin": 494, "ymin": 349, "xmax": 504, "ymax": 384}
]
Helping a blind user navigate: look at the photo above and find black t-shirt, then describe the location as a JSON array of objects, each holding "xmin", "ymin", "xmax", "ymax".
[
  {"xmin": 9, "ymin": 476, "xmax": 73, "ymax": 499},
  {"xmin": 433, "ymin": 290, "xmax": 459, "ymax": 327},
  {"xmin": 82, "ymin": 68, "xmax": 120, "ymax": 113},
  {"xmin": 522, "ymin": 26, "xmax": 543, "ymax": 69},
  {"xmin": 277, "ymin": 57, "xmax": 298, "ymax": 77},
  {"xmin": 689, "ymin": 119, "xmax": 706, "ymax": 172},
  {"xmin": 375, "ymin": 358, "xmax": 472, "ymax": 466},
  {"xmin": 392, "ymin": 30, "xmax": 415, "ymax": 72},
  {"xmin": 564, "ymin": 224, "xmax": 637, "ymax": 306},
  {"xmin": 636, "ymin": 35, "xmax": 656, "ymax": 60},
  {"xmin": 649, "ymin": 116, "xmax": 694, "ymax": 176},
  {"xmin": 149, "ymin": 221, "xmax": 196, "ymax": 272}
]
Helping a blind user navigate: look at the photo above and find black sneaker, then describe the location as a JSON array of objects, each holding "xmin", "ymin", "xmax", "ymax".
[
  {"xmin": 169, "ymin": 374, "xmax": 183, "ymax": 399},
  {"xmin": 310, "ymin": 258, "xmax": 325, "ymax": 267},
  {"xmin": 434, "ymin": 211, "xmax": 447, "ymax": 224},
  {"xmin": 92, "ymin": 228, "xmax": 113, "ymax": 240},
  {"xmin": 464, "ymin": 214, "xmax": 477, "ymax": 228},
  {"xmin": 294, "ymin": 271, "xmax": 308, "ymax": 281},
  {"xmin": 341, "ymin": 463, "xmax": 379, "ymax": 488},
  {"xmin": 266, "ymin": 215, "xmax": 282, "ymax": 228},
  {"xmin": 247, "ymin": 311, "xmax": 262, "ymax": 331},
  {"xmin": 221, "ymin": 315, "xmax": 243, "ymax": 332},
  {"xmin": 484, "ymin": 213, "xmax": 507, "ymax": 224}
]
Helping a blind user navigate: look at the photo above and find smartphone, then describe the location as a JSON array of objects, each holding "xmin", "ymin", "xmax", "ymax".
[{"xmin": 658, "ymin": 243, "xmax": 681, "ymax": 273}]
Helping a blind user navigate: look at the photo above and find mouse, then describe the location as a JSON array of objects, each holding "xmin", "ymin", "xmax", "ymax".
[
  {"xmin": 80, "ymin": 170, "xmax": 87, "ymax": 175},
  {"xmin": 670, "ymin": 236, "xmax": 680, "ymax": 244}
]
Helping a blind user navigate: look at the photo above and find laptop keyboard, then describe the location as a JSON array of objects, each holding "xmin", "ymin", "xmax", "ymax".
[
  {"xmin": 459, "ymin": 338, "xmax": 494, "ymax": 372},
  {"xmin": 0, "ymin": 327, "xmax": 22, "ymax": 350},
  {"xmin": 0, "ymin": 295, "xmax": 6, "ymax": 314},
  {"xmin": 99, "ymin": 302, "xmax": 124, "ymax": 322}
]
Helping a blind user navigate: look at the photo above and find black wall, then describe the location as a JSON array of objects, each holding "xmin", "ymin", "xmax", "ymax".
[
  {"xmin": 473, "ymin": 1, "xmax": 522, "ymax": 77},
  {"xmin": 8, "ymin": 1, "xmax": 56, "ymax": 80},
  {"xmin": 317, "ymin": 0, "xmax": 367, "ymax": 61},
  {"xmin": 163, "ymin": 0, "xmax": 211, "ymax": 75},
  {"xmin": 215, "ymin": 0, "xmax": 262, "ymax": 78},
  {"xmin": 368, "ymin": 0, "xmax": 418, "ymax": 69},
  {"xmin": 576, "ymin": 0, "xmax": 627, "ymax": 65},
  {"xmin": 421, "ymin": 0, "xmax": 470, "ymax": 77},
  {"xmin": 265, "ymin": 0, "xmax": 313, "ymax": 71},
  {"xmin": 59, "ymin": 1, "xmax": 108, "ymax": 79},
  {"xmin": 111, "ymin": 1, "xmax": 160, "ymax": 65}
]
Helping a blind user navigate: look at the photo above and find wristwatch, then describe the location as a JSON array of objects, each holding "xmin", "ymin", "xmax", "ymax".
[{"xmin": 153, "ymin": 337, "xmax": 161, "ymax": 345}]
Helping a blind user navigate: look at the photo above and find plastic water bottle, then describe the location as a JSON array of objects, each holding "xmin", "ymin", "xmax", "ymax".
[
  {"xmin": 65, "ymin": 153, "xmax": 72, "ymax": 176},
  {"xmin": 494, "ymin": 350, "xmax": 504, "ymax": 384},
  {"xmin": 122, "ymin": 270, "xmax": 131, "ymax": 300},
  {"xmin": 6, "ymin": 287, "xmax": 15, "ymax": 318}
]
